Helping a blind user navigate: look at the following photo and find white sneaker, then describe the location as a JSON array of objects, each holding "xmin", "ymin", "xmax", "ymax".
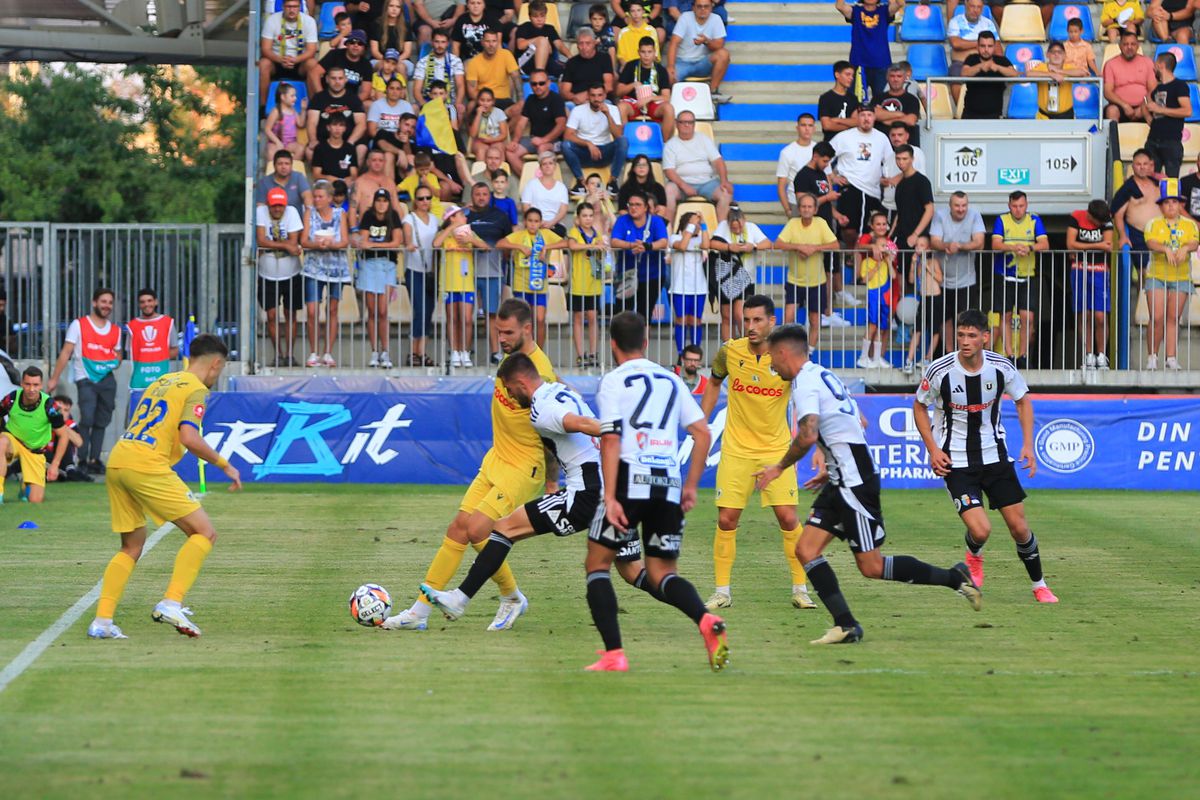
[
  {"xmin": 461, "ymin": 351, "xmax": 475, "ymax": 368},
  {"xmin": 380, "ymin": 608, "xmax": 428, "ymax": 631},
  {"xmin": 822, "ymin": 312, "xmax": 852, "ymax": 328},
  {"xmin": 838, "ymin": 290, "xmax": 862, "ymax": 307},
  {"xmin": 450, "ymin": 350, "xmax": 464, "ymax": 367},
  {"xmin": 306, "ymin": 352, "xmax": 320, "ymax": 367},
  {"xmin": 1165, "ymin": 356, "xmax": 1182, "ymax": 370},
  {"xmin": 902, "ymin": 359, "xmax": 915, "ymax": 375},
  {"xmin": 857, "ymin": 354, "xmax": 873, "ymax": 368},
  {"xmin": 1096, "ymin": 353, "xmax": 1110, "ymax": 371},
  {"xmin": 321, "ymin": 352, "xmax": 336, "ymax": 367},
  {"xmin": 792, "ymin": 587, "xmax": 817, "ymax": 609},
  {"xmin": 705, "ymin": 591, "xmax": 732, "ymax": 610},
  {"xmin": 421, "ymin": 584, "xmax": 469, "ymax": 620},
  {"xmin": 1146, "ymin": 354, "xmax": 1159, "ymax": 370},
  {"xmin": 486, "ymin": 590, "xmax": 528, "ymax": 631},
  {"xmin": 1083, "ymin": 353, "xmax": 1096, "ymax": 369},
  {"xmin": 377, "ymin": 352, "xmax": 393, "ymax": 369},
  {"xmin": 871, "ymin": 356, "xmax": 891, "ymax": 369},
  {"xmin": 151, "ymin": 601, "xmax": 201, "ymax": 637},
  {"xmin": 87, "ymin": 621, "xmax": 127, "ymax": 639},
  {"xmin": 368, "ymin": 351, "xmax": 380, "ymax": 368}
]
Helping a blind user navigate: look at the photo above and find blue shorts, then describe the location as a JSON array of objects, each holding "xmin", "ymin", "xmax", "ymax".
[
  {"xmin": 304, "ymin": 277, "xmax": 345, "ymax": 303},
  {"xmin": 676, "ymin": 57, "xmax": 713, "ymax": 82},
  {"xmin": 671, "ymin": 293, "xmax": 706, "ymax": 318},
  {"xmin": 444, "ymin": 291, "xmax": 476, "ymax": 304},
  {"xmin": 356, "ymin": 257, "xmax": 398, "ymax": 294},
  {"xmin": 512, "ymin": 290, "xmax": 548, "ymax": 307},
  {"xmin": 1145, "ymin": 277, "xmax": 1195, "ymax": 294},
  {"xmin": 1071, "ymin": 269, "xmax": 1111, "ymax": 312},
  {"xmin": 1126, "ymin": 225, "xmax": 1149, "ymax": 268},
  {"xmin": 866, "ymin": 283, "xmax": 890, "ymax": 330},
  {"xmin": 687, "ymin": 178, "xmax": 722, "ymax": 200},
  {"xmin": 475, "ymin": 277, "xmax": 502, "ymax": 313},
  {"xmin": 785, "ymin": 283, "xmax": 826, "ymax": 314}
]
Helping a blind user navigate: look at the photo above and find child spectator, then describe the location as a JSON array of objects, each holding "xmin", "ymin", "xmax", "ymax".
[
  {"xmin": 265, "ymin": 82, "xmax": 306, "ymax": 162},
  {"xmin": 400, "ymin": 151, "xmax": 445, "ymax": 214},
  {"xmin": 354, "ymin": 189, "xmax": 405, "ymax": 369},
  {"xmin": 903, "ymin": 241, "xmax": 943, "ymax": 375},
  {"xmin": 371, "ymin": 50, "xmax": 408, "ymax": 101},
  {"xmin": 617, "ymin": 36, "xmax": 676, "ymax": 138},
  {"xmin": 300, "ymin": 180, "xmax": 352, "ymax": 368},
  {"xmin": 433, "ymin": 205, "xmax": 490, "ymax": 368},
  {"xmin": 453, "ymin": 0, "xmax": 500, "ymax": 61},
  {"xmin": 420, "ymin": 80, "xmax": 474, "ymax": 198},
  {"xmin": 565, "ymin": 202, "xmax": 608, "ymax": 366},
  {"xmin": 583, "ymin": 172, "xmax": 617, "ymax": 233},
  {"xmin": 616, "ymin": 3, "xmax": 660, "ymax": 66},
  {"xmin": 668, "ymin": 210, "xmax": 710, "ymax": 355},
  {"xmin": 855, "ymin": 210, "xmax": 897, "ymax": 368},
  {"xmin": 331, "ymin": 10, "xmax": 354, "ymax": 49},
  {"xmin": 490, "ymin": 169, "xmax": 520, "ymax": 223},
  {"xmin": 1064, "ymin": 18, "xmax": 1099, "ymax": 76},
  {"xmin": 515, "ymin": 0, "xmax": 572, "ymax": 77},
  {"xmin": 469, "ymin": 88, "xmax": 510, "ymax": 161},
  {"xmin": 311, "ymin": 115, "xmax": 359, "ymax": 182},
  {"xmin": 498, "ymin": 206, "xmax": 569, "ymax": 347},
  {"xmin": 613, "ymin": 1, "xmax": 667, "ymax": 44},
  {"xmin": 589, "ymin": 4, "xmax": 619, "ymax": 68},
  {"xmin": 1066, "ymin": 200, "xmax": 1115, "ymax": 371}
]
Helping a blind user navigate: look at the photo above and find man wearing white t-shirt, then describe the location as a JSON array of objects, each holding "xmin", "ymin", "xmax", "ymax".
[
  {"xmin": 776, "ymin": 113, "xmax": 817, "ymax": 218},
  {"xmin": 255, "ymin": 187, "xmax": 306, "ymax": 367},
  {"xmin": 663, "ymin": 110, "xmax": 733, "ymax": 221},
  {"xmin": 667, "ymin": 4, "xmax": 732, "ymax": 104},
  {"xmin": 829, "ymin": 104, "xmax": 890, "ymax": 243},
  {"xmin": 562, "ymin": 84, "xmax": 628, "ymax": 197},
  {"xmin": 520, "ymin": 150, "xmax": 571, "ymax": 234},
  {"xmin": 259, "ymin": 0, "xmax": 318, "ymax": 111}
]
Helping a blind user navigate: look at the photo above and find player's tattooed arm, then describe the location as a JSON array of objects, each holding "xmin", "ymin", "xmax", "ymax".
[{"xmin": 753, "ymin": 414, "xmax": 818, "ymax": 491}]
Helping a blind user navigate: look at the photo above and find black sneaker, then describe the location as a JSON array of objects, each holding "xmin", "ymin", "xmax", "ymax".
[
  {"xmin": 606, "ymin": 179, "xmax": 619, "ymax": 197},
  {"xmin": 570, "ymin": 180, "xmax": 587, "ymax": 198},
  {"xmin": 87, "ymin": 460, "xmax": 106, "ymax": 475}
]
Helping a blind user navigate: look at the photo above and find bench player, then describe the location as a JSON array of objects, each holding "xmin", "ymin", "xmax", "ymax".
[{"xmin": 0, "ymin": 366, "xmax": 71, "ymax": 504}]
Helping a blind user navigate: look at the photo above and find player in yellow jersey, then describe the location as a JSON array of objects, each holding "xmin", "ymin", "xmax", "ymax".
[
  {"xmin": 699, "ymin": 295, "xmax": 816, "ymax": 611},
  {"xmin": 87, "ymin": 334, "xmax": 242, "ymax": 640},
  {"xmin": 384, "ymin": 298, "xmax": 557, "ymax": 631}
]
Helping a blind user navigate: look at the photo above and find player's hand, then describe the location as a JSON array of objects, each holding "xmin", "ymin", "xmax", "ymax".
[
  {"xmin": 1018, "ymin": 445, "xmax": 1038, "ymax": 478},
  {"xmin": 223, "ymin": 464, "xmax": 243, "ymax": 491},
  {"xmin": 753, "ymin": 464, "xmax": 783, "ymax": 491},
  {"xmin": 47, "ymin": 463, "xmax": 59, "ymax": 482},
  {"xmin": 680, "ymin": 486, "xmax": 697, "ymax": 513},
  {"xmin": 802, "ymin": 458, "xmax": 828, "ymax": 492},
  {"xmin": 929, "ymin": 447, "xmax": 952, "ymax": 476},
  {"xmin": 605, "ymin": 497, "xmax": 629, "ymax": 531}
]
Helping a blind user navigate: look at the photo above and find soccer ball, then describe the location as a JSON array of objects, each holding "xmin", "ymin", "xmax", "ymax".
[{"xmin": 349, "ymin": 583, "xmax": 392, "ymax": 627}]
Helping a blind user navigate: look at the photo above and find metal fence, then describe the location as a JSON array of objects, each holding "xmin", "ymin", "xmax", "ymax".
[{"xmin": 248, "ymin": 245, "xmax": 1200, "ymax": 381}]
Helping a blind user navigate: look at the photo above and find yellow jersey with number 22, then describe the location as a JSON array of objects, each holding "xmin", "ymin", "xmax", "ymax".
[{"xmin": 107, "ymin": 371, "xmax": 209, "ymax": 475}]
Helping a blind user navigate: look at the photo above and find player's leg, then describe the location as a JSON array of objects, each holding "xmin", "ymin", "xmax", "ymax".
[
  {"xmin": 794, "ymin": 520, "xmax": 863, "ymax": 644},
  {"xmin": 0, "ymin": 433, "xmax": 10, "ymax": 502},
  {"xmin": 764, "ymin": 465, "xmax": 811, "ymax": 608},
  {"xmin": 853, "ymin": 541, "xmax": 980, "ymax": 610},
  {"xmin": 583, "ymin": 537, "xmax": 626, "ymax": 671},
  {"xmin": 149, "ymin": 504, "xmax": 218, "ymax": 637},
  {"xmin": 947, "ymin": 468, "xmax": 991, "ymax": 587},
  {"xmin": 707, "ymin": 454, "xmax": 748, "ymax": 609},
  {"xmin": 997, "ymin": 499, "xmax": 1057, "ymax": 603},
  {"xmin": 22, "ymin": 447, "xmax": 47, "ymax": 503},
  {"xmin": 90, "ymin": 523, "xmax": 147, "ymax": 640}
]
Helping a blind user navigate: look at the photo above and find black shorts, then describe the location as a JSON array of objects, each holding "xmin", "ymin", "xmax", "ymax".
[
  {"xmin": 919, "ymin": 294, "xmax": 944, "ymax": 333},
  {"xmin": 785, "ymin": 283, "xmax": 826, "ymax": 311},
  {"xmin": 257, "ymin": 274, "xmax": 305, "ymax": 311},
  {"xmin": 432, "ymin": 152, "xmax": 460, "ymax": 181},
  {"xmin": 944, "ymin": 460, "xmax": 1027, "ymax": 514},
  {"xmin": 495, "ymin": 97, "xmax": 515, "ymax": 111},
  {"xmin": 835, "ymin": 185, "xmax": 885, "ymax": 236},
  {"xmin": 805, "ymin": 476, "xmax": 887, "ymax": 554},
  {"xmin": 589, "ymin": 497, "xmax": 683, "ymax": 560},
  {"xmin": 568, "ymin": 293, "xmax": 603, "ymax": 312},
  {"xmin": 525, "ymin": 487, "xmax": 602, "ymax": 537},
  {"xmin": 991, "ymin": 278, "xmax": 1038, "ymax": 314},
  {"xmin": 942, "ymin": 285, "xmax": 976, "ymax": 322}
]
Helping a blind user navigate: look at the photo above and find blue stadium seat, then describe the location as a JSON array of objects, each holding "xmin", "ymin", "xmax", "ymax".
[
  {"xmin": 1156, "ymin": 44, "xmax": 1197, "ymax": 81},
  {"xmin": 951, "ymin": 5, "xmax": 994, "ymax": 21},
  {"xmin": 1048, "ymin": 5, "xmax": 1095, "ymax": 42},
  {"xmin": 319, "ymin": 3, "xmax": 346, "ymax": 41},
  {"xmin": 1072, "ymin": 82, "xmax": 1100, "ymax": 120},
  {"xmin": 899, "ymin": 3, "xmax": 947, "ymax": 42},
  {"xmin": 907, "ymin": 44, "xmax": 949, "ymax": 81},
  {"xmin": 1189, "ymin": 84, "xmax": 1200, "ymax": 122},
  {"xmin": 567, "ymin": 2, "xmax": 592, "ymax": 40},
  {"xmin": 626, "ymin": 121, "xmax": 664, "ymax": 160},
  {"xmin": 265, "ymin": 80, "xmax": 308, "ymax": 116},
  {"xmin": 1006, "ymin": 82, "xmax": 1038, "ymax": 119},
  {"xmin": 1005, "ymin": 43, "xmax": 1045, "ymax": 74}
]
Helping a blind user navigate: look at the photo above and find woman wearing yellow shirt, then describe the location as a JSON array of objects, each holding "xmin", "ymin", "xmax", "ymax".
[
  {"xmin": 565, "ymin": 202, "xmax": 608, "ymax": 367},
  {"xmin": 497, "ymin": 207, "xmax": 568, "ymax": 348},
  {"xmin": 1143, "ymin": 180, "xmax": 1198, "ymax": 369},
  {"xmin": 434, "ymin": 205, "xmax": 491, "ymax": 368}
]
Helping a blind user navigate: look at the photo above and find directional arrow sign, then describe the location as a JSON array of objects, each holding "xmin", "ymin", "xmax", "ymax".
[{"xmin": 1041, "ymin": 142, "xmax": 1085, "ymax": 186}]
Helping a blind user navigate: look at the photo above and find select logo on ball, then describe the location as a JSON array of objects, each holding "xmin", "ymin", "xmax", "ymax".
[{"xmin": 1035, "ymin": 418, "xmax": 1095, "ymax": 473}]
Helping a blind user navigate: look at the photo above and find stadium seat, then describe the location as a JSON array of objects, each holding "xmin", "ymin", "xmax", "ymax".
[
  {"xmin": 1005, "ymin": 43, "xmax": 1045, "ymax": 74},
  {"xmin": 1048, "ymin": 5, "xmax": 1095, "ymax": 42},
  {"xmin": 389, "ymin": 285, "xmax": 412, "ymax": 324},
  {"xmin": 1134, "ymin": 289, "xmax": 1148, "ymax": 326},
  {"xmin": 1190, "ymin": 84, "xmax": 1200, "ymax": 122},
  {"xmin": 1101, "ymin": 44, "xmax": 1122, "ymax": 68},
  {"xmin": 899, "ymin": 3, "xmax": 946, "ymax": 42},
  {"xmin": 517, "ymin": 2, "xmax": 560, "ymax": 30},
  {"xmin": 338, "ymin": 286, "xmax": 361, "ymax": 326},
  {"xmin": 693, "ymin": 121, "xmax": 715, "ymax": 141},
  {"xmin": 1156, "ymin": 44, "xmax": 1197, "ymax": 81},
  {"xmin": 1006, "ymin": 82, "xmax": 1038, "ymax": 119},
  {"xmin": 670, "ymin": 82, "xmax": 715, "ymax": 121},
  {"xmin": 923, "ymin": 81, "xmax": 956, "ymax": 119},
  {"xmin": 566, "ymin": 2, "xmax": 592, "ymax": 40},
  {"xmin": 546, "ymin": 285, "xmax": 569, "ymax": 325},
  {"xmin": 470, "ymin": 160, "xmax": 511, "ymax": 178},
  {"xmin": 907, "ymin": 44, "xmax": 950, "ymax": 81},
  {"xmin": 1117, "ymin": 122, "xmax": 1150, "ymax": 159},
  {"xmin": 1183, "ymin": 124, "xmax": 1200, "ymax": 160},
  {"xmin": 318, "ymin": 3, "xmax": 346, "ymax": 41},
  {"xmin": 1073, "ymin": 82, "xmax": 1101, "ymax": 119},
  {"xmin": 998, "ymin": 3, "xmax": 1046, "ymax": 42},
  {"xmin": 626, "ymin": 121, "xmax": 664, "ymax": 160},
  {"xmin": 264, "ymin": 80, "xmax": 308, "ymax": 116},
  {"xmin": 673, "ymin": 200, "xmax": 717, "ymax": 231}
]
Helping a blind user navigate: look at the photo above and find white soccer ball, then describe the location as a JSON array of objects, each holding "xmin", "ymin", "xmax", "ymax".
[
  {"xmin": 349, "ymin": 583, "xmax": 392, "ymax": 627},
  {"xmin": 896, "ymin": 296, "xmax": 920, "ymax": 326}
]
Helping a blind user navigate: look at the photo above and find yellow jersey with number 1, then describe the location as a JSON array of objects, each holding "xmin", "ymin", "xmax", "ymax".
[
  {"xmin": 107, "ymin": 371, "xmax": 209, "ymax": 475},
  {"xmin": 491, "ymin": 345, "xmax": 557, "ymax": 466},
  {"xmin": 711, "ymin": 337, "xmax": 792, "ymax": 459}
]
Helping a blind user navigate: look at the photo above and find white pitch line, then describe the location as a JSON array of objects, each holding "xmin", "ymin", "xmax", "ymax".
[{"xmin": 0, "ymin": 520, "xmax": 178, "ymax": 695}]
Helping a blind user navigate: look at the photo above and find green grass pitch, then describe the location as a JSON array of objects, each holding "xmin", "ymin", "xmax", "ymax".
[{"xmin": 0, "ymin": 483, "xmax": 1197, "ymax": 799}]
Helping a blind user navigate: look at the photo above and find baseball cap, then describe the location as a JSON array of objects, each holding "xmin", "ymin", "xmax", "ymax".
[
  {"xmin": 384, "ymin": 48, "xmax": 401, "ymax": 61},
  {"xmin": 347, "ymin": 29, "xmax": 367, "ymax": 44},
  {"xmin": 373, "ymin": 188, "xmax": 391, "ymax": 201},
  {"xmin": 442, "ymin": 205, "xmax": 464, "ymax": 221},
  {"xmin": 267, "ymin": 187, "xmax": 288, "ymax": 206}
]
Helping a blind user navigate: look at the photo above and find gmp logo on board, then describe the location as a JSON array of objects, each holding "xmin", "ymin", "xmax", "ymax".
[{"xmin": 1035, "ymin": 418, "xmax": 1096, "ymax": 473}]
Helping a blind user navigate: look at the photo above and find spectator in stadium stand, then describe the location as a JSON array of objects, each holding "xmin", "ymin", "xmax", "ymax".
[
  {"xmin": 469, "ymin": 88, "xmax": 511, "ymax": 161},
  {"xmin": 402, "ymin": 187, "xmax": 440, "ymax": 366},
  {"xmin": 665, "ymin": 1, "xmax": 732, "ymax": 104},
  {"xmin": 300, "ymin": 180, "xmax": 352, "ymax": 368},
  {"xmin": 829, "ymin": 105, "xmax": 890, "ymax": 247},
  {"xmin": 1063, "ymin": 18, "xmax": 1098, "ymax": 77},
  {"xmin": 792, "ymin": 142, "xmax": 853, "ymax": 326},
  {"xmin": 563, "ymin": 84, "xmax": 628, "ymax": 197},
  {"xmin": 344, "ymin": 0, "xmax": 382, "ymax": 31},
  {"xmin": 124, "ymin": 288, "xmax": 178, "ymax": 392},
  {"xmin": 663, "ymin": 110, "xmax": 733, "ymax": 222},
  {"xmin": 259, "ymin": 0, "xmax": 318, "ymax": 113},
  {"xmin": 1103, "ymin": 29, "xmax": 1158, "ymax": 123},
  {"xmin": 1149, "ymin": 0, "xmax": 1196, "ymax": 44},
  {"xmin": 990, "ymin": 190, "xmax": 1049, "ymax": 369},
  {"xmin": 353, "ymin": 189, "xmax": 405, "ymax": 369},
  {"xmin": 1113, "ymin": 148, "xmax": 1160, "ymax": 269},
  {"xmin": 618, "ymin": 153, "xmax": 669, "ymax": 211},
  {"xmin": 515, "ymin": 1, "xmax": 572, "ymax": 78},
  {"xmin": 710, "ymin": 205, "xmax": 770, "ymax": 340},
  {"xmin": 945, "ymin": 1, "xmax": 1006, "ymax": 25},
  {"xmin": 265, "ymin": 82, "xmax": 306, "ymax": 163},
  {"xmin": 1144, "ymin": 52, "xmax": 1192, "ymax": 178},
  {"xmin": 310, "ymin": 115, "xmax": 359, "ymax": 183},
  {"xmin": 371, "ymin": 0, "xmax": 413, "ymax": 65},
  {"xmin": 256, "ymin": 187, "xmax": 305, "ymax": 368},
  {"xmin": 833, "ymin": 0, "xmax": 903, "ymax": 106},
  {"xmin": 328, "ymin": 11, "xmax": 354, "ymax": 52},
  {"xmin": 256, "ymin": 150, "xmax": 314, "ymax": 214},
  {"xmin": 615, "ymin": 3, "xmax": 664, "ymax": 66},
  {"xmin": 775, "ymin": 192, "xmax": 839, "ymax": 349},
  {"xmin": 664, "ymin": 0, "xmax": 730, "ymax": 36},
  {"xmin": 930, "ymin": 194, "xmax": 986, "ymax": 343},
  {"xmin": 890, "ymin": 143, "xmax": 934, "ymax": 267},
  {"xmin": 413, "ymin": 31, "xmax": 468, "ymax": 122},
  {"xmin": 506, "ymin": 68, "xmax": 568, "ymax": 171},
  {"xmin": 453, "ymin": 0, "xmax": 498, "ymax": 62},
  {"xmin": 1143, "ymin": 178, "xmax": 1198, "ymax": 370},
  {"xmin": 873, "ymin": 64, "xmax": 920, "ymax": 146},
  {"xmin": 611, "ymin": 190, "xmax": 670, "ymax": 319},
  {"xmin": 1066, "ymin": 199, "xmax": 1115, "ymax": 371},
  {"xmin": 1101, "ymin": 0, "xmax": 1143, "ymax": 42},
  {"xmin": 776, "ymin": 113, "xmax": 816, "ymax": 218},
  {"xmin": 305, "ymin": 66, "xmax": 368, "ymax": 164},
  {"xmin": 959, "ymin": 31, "xmax": 1018, "ymax": 120},
  {"xmin": 946, "ymin": 0, "xmax": 997, "ymax": 100},
  {"xmin": 310, "ymin": 29, "xmax": 375, "ymax": 105},
  {"xmin": 413, "ymin": 0, "xmax": 466, "ymax": 46},
  {"xmin": 616, "ymin": 36, "xmax": 676, "ymax": 138},
  {"xmin": 521, "ymin": 150, "xmax": 572, "ymax": 235},
  {"xmin": 673, "ymin": 344, "xmax": 710, "ymax": 394},
  {"xmin": 1181, "ymin": 153, "xmax": 1200, "ymax": 218},
  {"xmin": 48, "ymin": 288, "xmax": 121, "ymax": 474},
  {"xmin": 668, "ymin": 210, "xmax": 711, "ymax": 354},
  {"xmin": 368, "ymin": 76, "xmax": 416, "ymax": 176},
  {"xmin": 468, "ymin": 181, "xmax": 515, "ymax": 363},
  {"xmin": 587, "ymin": 5, "xmax": 619, "ymax": 69},
  {"xmin": 465, "ymin": 29, "xmax": 522, "ymax": 121},
  {"xmin": 881, "ymin": 122, "xmax": 926, "ymax": 217},
  {"xmin": 818, "ymin": 61, "xmax": 859, "ymax": 143},
  {"xmin": 562, "ymin": 28, "xmax": 617, "ymax": 107},
  {"xmin": 350, "ymin": 150, "xmax": 400, "ymax": 229},
  {"xmin": 1027, "ymin": 41, "xmax": 1088, "ymax": 120}
]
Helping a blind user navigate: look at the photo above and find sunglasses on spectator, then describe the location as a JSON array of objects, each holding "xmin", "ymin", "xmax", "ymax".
[
  {"xmin": 416, "ymin": 195, "xmax": 433, "ymax": 201},
  {"xmin": 530, "ymin": 81, "xmax": 548, "ymax": 87}
]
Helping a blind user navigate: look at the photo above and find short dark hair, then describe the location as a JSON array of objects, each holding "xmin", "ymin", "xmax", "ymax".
[
  {"xmin": 797, "ymin": 112, "xmax": 815, "ymax": 124},
  {"xmin": 1157, "ymin": 52, "xmax": 1177, "ymax": 71},
  {"xmin": 1008, "ymin": 190, "xmax": 1027, "ymax": 203},
  {"xmin": 977, "ymin": 30, "xmax": 995, "ymax": 43},
  {"xmin": 1047, "ymin": 41, "xmax": 1065, "ymax": 54},
  {"xmin": 1120, "ymin": 28, "xmax": 1139, "ymax": 40},
  {"xmin": 496, "ymin": 351, "xmax": 540, "ymax": 382},
  {"xmin": 523, "ymin": 207, "xmax": 543, "ymax": 220},
  {"xmin": 137, "ymin": 287, "xmax": 157, "ymax": 301},
  {"xmin": 429, "ymin": 79, "xmax": 447, "ymax": 92},
  {"xmin": 889, "ymin": 120, "xmax": 908, "ymax": 132},
  {"xmin": 497, "ymin": 297, "xmax": 533, "ymax": 326},
  {"xmin": 1132, "ymin": 147, "xmax": 1151, "ymax": 161},
  {"xmin": 589, "ymin": 3, "xmax": 608, "ymax": 19},
  {"xmin": 334, "ymin": 10, "xmax": 350, "ymax": 22},
  {"xmin": 639, "ymin": 36, "xmax": 656, "ymax": 50},
  {"xmin": 681, "ymin": 344, "xmax": 704, "ymax": 360},
  {"xmin": 432, "ymin": 29, "xmax": 450, "ymax": 40},
  {"xmin": 1067, "ymin": 18, "xmax": 1083, "ymax": 29},
  {"xmin": 471, "ymin": 180, "xmax": 491, "ymax": 193},
  {"xmin": 92, "ymin": 287, "xmax": 114, "ymax": 302},
  {"xmin": 53, "ymin": 394, "xmax": 72, "ymax": 406},
  {"xmin": 894, "ymin": 143, "xmax": 914, "ymax": 157},
  {"xmin": 22, "ymin": 365, "xmax": 43, "ymax": 380},
  {"xmin": 477, "ymin": 87, "xmax": 494, "ymax": 99},
  {"xmin": 956, "ymin": 309, "xmax": 989, "ymax": 333},
  {"xmin": 1087, "ymin": 199, "xmax": 1112, "ymax": 224},
  {"xmin": 188, "ymin": 333, "xmax": 229, "ymax": 360},
  {"xmin": 833, "ymin": 60, "xmax": 852, "ymax": 74},
  {"xmin": 813, "ymin": 141, "xmax": 835, "ymax": 159},
  {"xmin": 951, "ymin": 190, "xmax": 968, "ymax": 201},
  {"xmin": 610, "ymin": 311, "xmax": 646, "ymax": 353},
  {"xmin": 766, "ymin": 324, "xmax": 809, "ymax": 353},
  {"xmin": 528, "ymin": 0, "xmax": 547, "ymax": 14},
  {"xmin": 744, "ymin": 294, "xmax": 775, "ymax": 316}
]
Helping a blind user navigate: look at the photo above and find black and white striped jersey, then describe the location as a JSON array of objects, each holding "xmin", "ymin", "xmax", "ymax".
[
  {"xmin": 790, "ymin": 361, "xmax": 876, "ymax": 489},
  {"xmin": 915, "ymin": 352, "xmax": 1029, "ymax": 467},
  {"xmin": 596, "ymin": 358, "xmax": 705, "ymax": 504},
  {"xmin": 529, "ymin": 382, "xmax": 602, "ymax": 493}
]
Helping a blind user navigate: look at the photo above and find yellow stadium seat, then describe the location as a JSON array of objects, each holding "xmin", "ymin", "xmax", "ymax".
[
  {"xmin": 999, "ymin": 4, "xmax": 1046, "ymax": 42},
  {"xmin": 518, "ymin": 159, "xmax": 564, "ymax": 195},
  {"xmin": 1186, "ymin": 293, "xmax": 1200, "ymax": 326},
  {"xmin": 1184, "ymin": 124, "xmax": 1200, "ymax": 160},
  {"xmin": 517, "ymin": 2, "xmax": 561, "ymax": 30},
  {"xmin": 620, "ymin": 162, "xmax": 667, "ymax": 186},
  {"xmin": 1135, "ymin": 290, "xmax": 1149, "ymax": 325},
  {"xmin": 546, "ymin": 284, "xmax": 569, "ymax": 325},
  {"xmin": 338, "ymin": 286, "xmax": 361, "ymax": 325},
  {"xmin": 1118, "ymin": 122, "xmax": 1150, "ymax": 160},
  {"xmin": 924, "ymin": 82, "xmax": 955, "ymax": 120},
  {"xmin": 389, "ymin": 284, "xmax": 413, "ymax": 324},
  {"xmin": 674, "ymin": 200, "xmax": 718, "ymax": 231},
  {"xmin": 694, "ymin": 121, "xmax": 715, "ymax": 142},
  {"xmin": 577, "ymin": 165, "xmax": 611, "ymax": 188},
  {"xmin": 1101, "ymin": 44, "xmax": 1122, "ymax": 68}
]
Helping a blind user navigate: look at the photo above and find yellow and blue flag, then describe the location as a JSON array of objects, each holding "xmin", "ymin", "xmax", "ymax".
[{"xmin": 416, "ymin": 97, "xmax": 458, "ymax": 156}]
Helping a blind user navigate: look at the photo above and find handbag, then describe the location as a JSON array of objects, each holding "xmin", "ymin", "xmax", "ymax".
[
  {"xmin": 615, "ymin": 268, "xmax": 638, "ymax": 301},
  {"xmin": 707, "ymin": 237, "xmax": 754, "ymax": 304}
]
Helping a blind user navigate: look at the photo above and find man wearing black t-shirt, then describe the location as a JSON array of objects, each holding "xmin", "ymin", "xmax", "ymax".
[
  {"xmin": 960, "ymin": 32, "xmax": 1017, "ymax": 120},
  {"xmin": 817, "ymin": 61, "xmax": 858, "ymax": 143},
  {"xmin": 311, "ymin": 29, "xmax": 375, "ymax": 103},
  {"xmin": 305, "ymin": 66, "xmax": 368, "ymax": 164},
  {"xmin": 452, "ymin": 0, "xmax": 498, "ymax": 61},
  {"xmin": 311, "ymin": 116, "xmax": 359, "ymax": 182},
  {"xmin": 873, "ymin": 64, "xmax": 920, "ymax": 147},
  {"xmin": 561, "ymin": 28, "xmax": 615, "ymax": 105},
  {"xmin": 1144, "ymin": 51, "xmax": 1193, "ymax": 178},
  {"xmin": 506, "ymin": 68, "xmax": 567, "ymax": 170}
]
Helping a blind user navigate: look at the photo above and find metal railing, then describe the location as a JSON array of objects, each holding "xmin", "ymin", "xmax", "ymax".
[{"xmin": 921, "ymin": 75, "xmax": 1106, "ymax": 126}]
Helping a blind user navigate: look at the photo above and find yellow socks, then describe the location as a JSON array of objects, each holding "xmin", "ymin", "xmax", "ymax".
[
  {"xmin": 165, "ymin": 535, "xmax": 213, "ymax": 603},
  {"xmin": 475, "ymin": 539, "xmax": 519, "ymax": 596},
  {"xmin": 97, "ymin": 552, "xmax": 137, "ymax": 619},
  {"xmin": 781, "ymin": 526, "xmax": 806, "ymax": 587},
  {"xmin": 713, "ymin": 528, "xmax": 737, "ymax": 588},
  {"xmin": 418, "ymin": 536, "xmax": 469, "ymax": 605}
]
